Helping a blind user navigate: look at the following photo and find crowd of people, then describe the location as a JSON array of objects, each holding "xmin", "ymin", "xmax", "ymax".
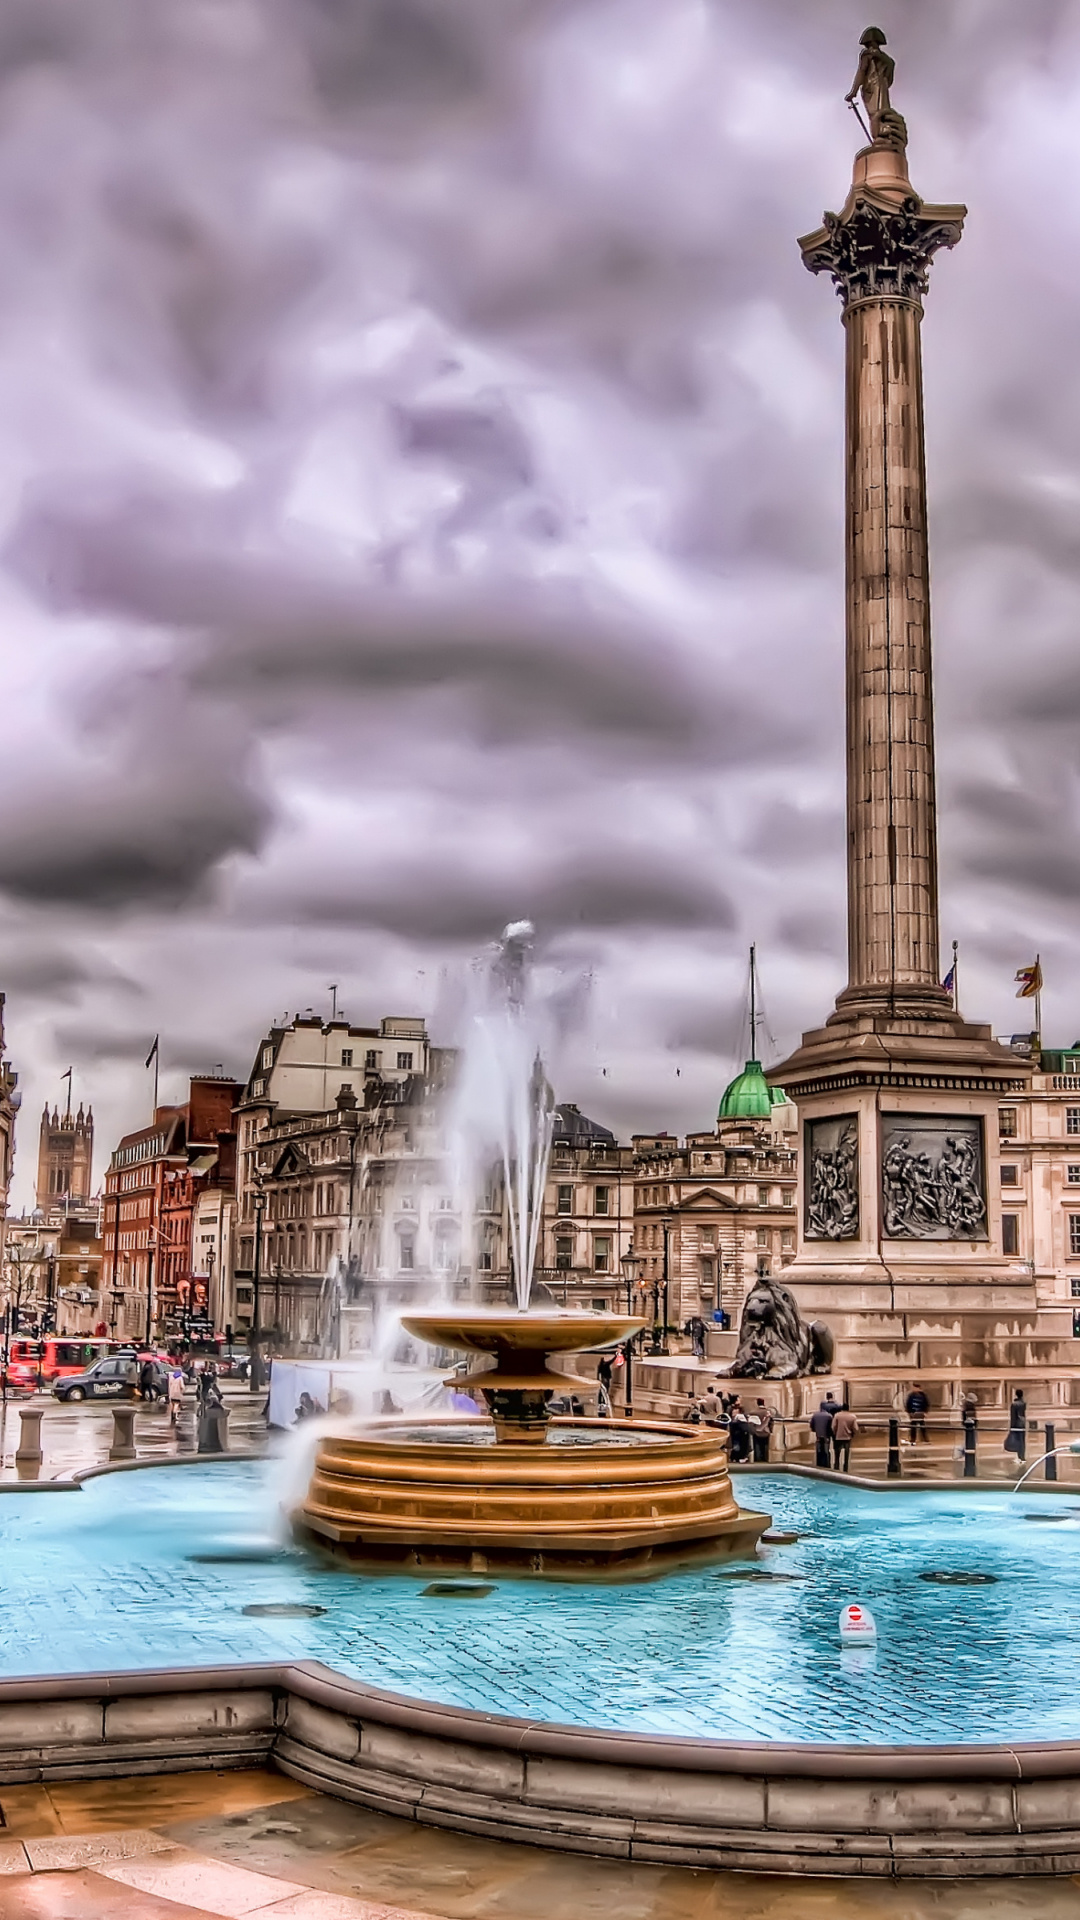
[{"xmin": 679, "ymin": 1383, "xmax": 777, "ymax": 1462}]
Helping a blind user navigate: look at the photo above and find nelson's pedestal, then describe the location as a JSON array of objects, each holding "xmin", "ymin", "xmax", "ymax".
[{"xmin": 768, "ymin": 32, "xmax": 1068, "ymax": 1406}]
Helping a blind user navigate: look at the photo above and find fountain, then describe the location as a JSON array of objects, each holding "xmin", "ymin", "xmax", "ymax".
[{"xmin": 294, "ymin": 923, "xmax": 769, "ymax": 1577}]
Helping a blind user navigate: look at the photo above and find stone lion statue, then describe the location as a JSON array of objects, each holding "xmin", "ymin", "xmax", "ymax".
[{"xmin": 722, "ymin": 1275, "xmax": 834, "ymax": 1380}]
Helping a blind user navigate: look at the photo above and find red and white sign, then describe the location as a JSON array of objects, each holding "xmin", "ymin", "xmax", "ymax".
[{"xmin": 839, "ymin": 1602, "xmax": 877, "ymax": 1643}]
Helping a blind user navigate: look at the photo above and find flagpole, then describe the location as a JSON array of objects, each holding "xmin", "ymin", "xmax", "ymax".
[
  {"xmin": 952, "ymin": 939, "xmax": 959, "ymax": 1016},
  {"xmin": 1035, "ymin": 954, "xmax": 1042, "ymax": 1060}
]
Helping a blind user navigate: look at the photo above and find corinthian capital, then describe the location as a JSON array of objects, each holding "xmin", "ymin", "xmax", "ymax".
[{"xmin": 800, "ymin": 191, "xmax": 966, "ymax": 310}]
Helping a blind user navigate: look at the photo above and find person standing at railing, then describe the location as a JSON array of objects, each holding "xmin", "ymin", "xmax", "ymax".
[
  {"xmin": 831, "ymin": 1404, "xmax": 858, "ymax": 1473},
  {"xmin": 905, "ymin": 1384, "xmax": 930, "ymax": 1444},
  {"xmin": 1005, "ymin": 1390, "xmax": 1028, "ymax": 1465},
  {"xmin": 809, "ymin": 1401, "xmax": 834, "ymax": 1470}
]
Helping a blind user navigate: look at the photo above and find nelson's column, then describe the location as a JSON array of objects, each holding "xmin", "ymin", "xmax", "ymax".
[{"xmin": 768, "ymin": 31, "xmax": 1066, "ymax": 1400}]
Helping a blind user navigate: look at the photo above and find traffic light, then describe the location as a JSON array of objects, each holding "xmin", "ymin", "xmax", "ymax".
[{"xmin": 1072, "ymin": 1308, "xmax": 1080, "ymax": 1339}]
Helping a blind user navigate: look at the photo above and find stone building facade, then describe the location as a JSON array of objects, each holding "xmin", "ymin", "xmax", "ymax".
[
  {"xmin": 0, "ymin": 994, "xmax": 18, "ymax": 1268},
  {"xmin": 632, "ymin": 1073, "xmax": 799, "ymax": 1333},
  {"xmin": 995, "ymin": 1047, "xmax": 1080, "ymax": 1341},
  {"xmin": 535, "ymin": 1106, "xmax": 635, "ymax": 1312},
  {"xmin": 102, "ymin": 1076, "xmax": 241, "ymax": 1343},
  {"xmin": 232, "ymin": 1011, "xmax": 473, "ymax": 1351}
]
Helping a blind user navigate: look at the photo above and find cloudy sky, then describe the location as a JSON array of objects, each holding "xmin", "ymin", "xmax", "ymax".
[{"xmin": 1, "ymin": 0, "xmax": 1078, "ymax": 1202}]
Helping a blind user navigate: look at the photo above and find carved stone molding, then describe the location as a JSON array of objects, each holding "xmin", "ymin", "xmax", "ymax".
[{"xmin": 801, "ymin": 192, "xmax": 965, "ymax": 310}]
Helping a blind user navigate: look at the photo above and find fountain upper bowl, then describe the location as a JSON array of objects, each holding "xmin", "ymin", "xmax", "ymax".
[{"xmin": 401, "ymin": 1309, "xmax": 646, "ymax": 1358}]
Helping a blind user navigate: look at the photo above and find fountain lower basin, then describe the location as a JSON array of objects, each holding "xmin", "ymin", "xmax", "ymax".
[{"xmin": 295, "ymin": 1415, "xmax": 768, "ymax": 1578}]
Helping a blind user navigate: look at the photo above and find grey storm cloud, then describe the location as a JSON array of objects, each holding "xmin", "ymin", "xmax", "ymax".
[{"xmin": 1, "ymin": 0, "xmax": 1080, "ymax": 1191}]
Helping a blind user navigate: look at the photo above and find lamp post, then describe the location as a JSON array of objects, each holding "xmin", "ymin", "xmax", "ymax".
[
  {"xmin": 660, "ymin": 1218, "xmax": 671, "ymax": 1355},
  {"xmin": 620, "ymin": 1240, "xmax": 639, "ymax": 1417},
  {"xmin": 250, "ymin": 1190, "xmax": 265, "ymax": 1392}
]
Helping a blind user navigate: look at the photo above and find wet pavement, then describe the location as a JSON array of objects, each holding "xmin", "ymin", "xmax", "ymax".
[
  {"xmin": 0, "ymin": 1381, "xmax": 269, "ymax": 1482},
  {"xmin": 0, "ymin": 1767, "xmax": 1077, "ymax": 1919}
]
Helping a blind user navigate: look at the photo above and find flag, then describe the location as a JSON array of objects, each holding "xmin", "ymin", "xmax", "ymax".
[
  {"xmin": 942, "ymin": 965, "xmax": 955, "ymax": 995},
  {"xmin": 144, "ymin": 1035, "xmax": 159, "ymax": 1068},
  {"xmin": 1015, "ymin": 961, "xmax": 1042, "ymax": 1000}
]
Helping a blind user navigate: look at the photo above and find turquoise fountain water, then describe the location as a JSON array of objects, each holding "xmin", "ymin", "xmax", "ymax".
[{"xmin": 5, "ymin": 1462, "xmax": 1080, "ymax": 1745}]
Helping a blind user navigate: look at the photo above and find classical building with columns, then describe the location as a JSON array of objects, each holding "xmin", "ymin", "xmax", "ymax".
[{"xmin": 768, "ymin": 37, "xmax": 1071, "ymax": 1409}]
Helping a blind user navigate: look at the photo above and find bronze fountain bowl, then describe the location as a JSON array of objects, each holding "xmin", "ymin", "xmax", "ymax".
[{"xmin": 294, "ymin": 1310, "xmax": 769, "ymax": 1580}]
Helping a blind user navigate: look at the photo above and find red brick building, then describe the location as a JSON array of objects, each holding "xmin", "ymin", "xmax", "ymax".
[{"xmin": 102, "ymin": 1076, "xmax": 240, "ymax": 1343}]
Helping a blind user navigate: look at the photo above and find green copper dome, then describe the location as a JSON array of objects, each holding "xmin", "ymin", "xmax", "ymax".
[{"xmin": 718, "ymin": 1059, "xmax": 787, "ymax": 1121}]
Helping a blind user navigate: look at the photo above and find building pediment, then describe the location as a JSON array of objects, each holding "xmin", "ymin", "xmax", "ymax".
[
  {"xmin": 270, "ymin": 1143, "xmax": 312, "ymax": 1180},
  {"xmin": 675, "ymin": 1187, "xmax": 739, "ymax": 1212}
]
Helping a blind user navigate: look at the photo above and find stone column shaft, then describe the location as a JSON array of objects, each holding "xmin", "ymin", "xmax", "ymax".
[{"xmin": 843, "ymin": 295, "xmax": 939, "ymax": 1001}]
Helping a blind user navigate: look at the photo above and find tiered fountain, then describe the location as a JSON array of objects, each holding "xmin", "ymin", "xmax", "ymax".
[{"xmin": 295, "ymin": 925, "xmax": 767, "ymax": 1578}]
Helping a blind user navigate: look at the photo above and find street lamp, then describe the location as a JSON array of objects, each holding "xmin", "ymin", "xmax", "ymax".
[
  {"xmin": 250, "ymin": 1190, "xmax": 265, "ymax": 1392},
  {"xmin": 619, "ymin": 1240, "xmax": 640, "ymax": 1417}
]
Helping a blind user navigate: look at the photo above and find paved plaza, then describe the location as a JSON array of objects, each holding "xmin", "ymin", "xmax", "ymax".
[{"xmin": 0, "ymin": 1767, "xmax": 1075, "ymax": 1920}]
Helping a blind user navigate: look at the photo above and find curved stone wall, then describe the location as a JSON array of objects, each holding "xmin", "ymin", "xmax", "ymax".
[{"xmin": 1, "ymin": 1661, "xmax": 1079, "ymax": 1877}]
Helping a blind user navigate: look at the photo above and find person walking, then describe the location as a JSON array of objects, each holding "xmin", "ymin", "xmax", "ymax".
[
  {"xmin": 167, "ymin": 1367, "xmax": 185, "ymax": 1426},
  {"xmin": 686, "ymin": 1315, "xmax": 707, "ymax": 1361},
  {"xmin": 831, "ymin": 1404, "xmax": 858, "ymax": 1473},
  {"xmin": 809, "ymin": 1401, "xmax": 834, "ymax": 1470},
  {"xmin": 905, "ymin": 1384, "xmax": 930, "ymax": 1444},
  {"xmin": 1005, "ymin": 1389, "xmax": 1028, "ymax": 1466},
  {"xmin": 751, "ymin": 1399, "xmax": 774, "ymax": 1463},
  {"xmin": 596, "ymin": 1354, "xmax": 614, "ymax": 1395},
  {"xmin": 139, "ymin": 1357, "xmax": 158, "ymax": 1405}
]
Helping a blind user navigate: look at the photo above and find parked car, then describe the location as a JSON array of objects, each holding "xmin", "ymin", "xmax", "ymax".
[{"xmin": 52, "ymin": 1356, "xmax": 140, "ymax": 1402}]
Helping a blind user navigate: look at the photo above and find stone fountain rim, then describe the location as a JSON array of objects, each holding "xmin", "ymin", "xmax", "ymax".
[{"xmin": 4, "ymin": 1654, "xmax": 1080, "ymax": 1775}]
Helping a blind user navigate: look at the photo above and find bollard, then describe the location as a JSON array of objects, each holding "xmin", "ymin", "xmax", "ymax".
[
  {"xmin": 109, "ymin": 1404, "xmax": 137, "ymax": 1461},
  {"xmin": 1045, "ymin": 1422, "xmax": 1058, "ymax": 1482},
  {"xmin": 887, "ymin": 1416, "xmax": 901, "ymax": 1477},
  {"xmin": 198, "ymin": 1404, "xmax": 229, "ymax": 1454},
  {"xmin": 15, "ymin": 1407, "xmax": 43, "ymax": 1467},
  {"xmin": 963, "ymin": 1418, "xmax": 977, "ymax": 1478}
]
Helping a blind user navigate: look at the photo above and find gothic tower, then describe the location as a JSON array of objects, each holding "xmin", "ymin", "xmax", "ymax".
[{"xmin": 36, "ymin": 1101, "xmax": 93, "ymax": 1213}]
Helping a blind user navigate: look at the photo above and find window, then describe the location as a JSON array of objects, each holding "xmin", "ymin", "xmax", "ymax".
[
  {"xmin": 397, "ymin": 1051, "xmax": 413, "ymax": 1071},
  {"xmin": 700, "ymin": 1257, "xmax": 714, "ymax": 1285},
  {"xmin": 1069, "ymin": 1109, "xmax": 1080, "ymax": 1137},
  {"xmin": 594, "ymin": 1186, "xmax": 609, "ymax": 1216},
  {"xmin": 400, "ymin": 1238, "xmax": 415, "ymax": 1271},
  {"xmin": 998, "ymin": 1107, "xmax": 1017, "ymax": 1138},
  {"xmin": 1069, "ymin": 1166, "xmax": 1080, "ymax": 1185},
  {"xmin": 262, "ymin": 1047, "xmax": 273, "ymax": 1070},
  {"xmin": 1071, "ymin": 1216, "xmax": 1080, "ymax": 1257},
  {"xmin": 591, "ymin": 1298, "xmax": 608, "ymax": 1312},
  {"xmin": 1072, "ymin": 1277, "xmax": 1080, "ymax": 1299},
  {"xmin": 251, "ymin": 1078, "xmax": 265, "ymax": 1098},
  {"xmin": 1001, "ymin": 1214, "xmax": 1019, "ymax": 1256},
  {"xmin": 1000, "ymin": 1166, "xmax": 1019, "ymax": 1185},
  {"xmin": 781, "ymin": 1228, "xmax": 795, "ymax": 1250},
  {"xmin": 341, "ymin": 1049, "xmax": 353, "ymax": 1067},
  {"xmin": 556, "ymin": 1184, "xmax": 573, "ymax": 1215},
  {"xmin": 594, "ymin": 1236, "xmax": 611, "ymax": 1273},
  {"xmin": 478, "ymin": 1251, "xmax": 492, "ymax": 1270},
  {"xmin": 758, "ymin": 1187, "xmax": 770, "ymax": 1206},
  {"xmin": 400, "ymin": 1194, "xmax": 416, "ymax": 1212},
  {"xmin": 756, "ymin": 1227, "xmax": 768, "ymax": 1248},
  {"xmin": 365, "ymin": 1049, "xmax": 378, "ymax": 1069},
  {"xmin": 555, "ymin": 1238, "xmax": 573, "ymax": 1271}
]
